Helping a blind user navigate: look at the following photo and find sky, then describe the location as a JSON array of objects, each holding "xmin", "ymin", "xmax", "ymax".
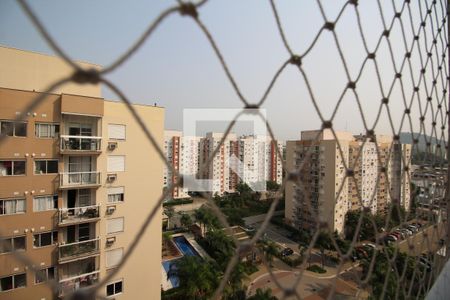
[{"xmin": 0, "ymin": 0, "xmax": 446, "ymax": 141}]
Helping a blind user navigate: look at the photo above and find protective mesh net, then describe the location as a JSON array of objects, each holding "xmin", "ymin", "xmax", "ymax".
[{"xmin": 0, "ymin": 0, "xmax": 449, "ymax": 299}]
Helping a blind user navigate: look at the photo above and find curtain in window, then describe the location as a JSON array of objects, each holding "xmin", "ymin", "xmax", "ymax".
[
  {"xmin": 4, "ymin": 200, "xmax": 16, "ymax": 214},
  {"xmin": 15, "ymin": 200, "xmax": 25, "ymax": 213}
]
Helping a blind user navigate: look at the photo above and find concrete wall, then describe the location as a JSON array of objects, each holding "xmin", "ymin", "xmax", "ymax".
[
  {"xmin": 0, "ymin": 46, "xmax": 101, "ymax": 98},
  {"xmin": 97, "ymin": 101, "xmax": 164, "ymax": 300}
]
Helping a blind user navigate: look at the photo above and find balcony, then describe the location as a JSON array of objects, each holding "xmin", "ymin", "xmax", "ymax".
[
  {"xmin": 58, "ymin": 238, "xmax": 100, "ymax": 263},
  {"xmin": 58, "ymin": 204, "xmax": 100, "ymax": 226},
  {"xmin": 60, "ymin": 135, "xmax": 102, "ymax": 154},
  {"xmin": 59, "ymin": 172, "xmax": 101, "ymax": 189},
  {"xmin": 58, "ymin": 270, "xmax": 99, "ymax": 298}
]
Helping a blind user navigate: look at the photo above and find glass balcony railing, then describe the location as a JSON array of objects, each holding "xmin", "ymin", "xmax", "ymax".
[
  {"xmin": 58, "ymin": 204, "xmax": 100, "ymax": 225},
  {"xmin": 59, "ymin": 270, "xmax": 99, "ymax": 297},
  {"xmin": 60, "ymin": 135, "xmax": 102, "ymax": 153},
  {"xmin": 59, "ymin": 172, "xmax": 101, "ymax": 188},
  {"xmin": 58, "ymin": 238, "xmax": 100, "ymax": 262}
]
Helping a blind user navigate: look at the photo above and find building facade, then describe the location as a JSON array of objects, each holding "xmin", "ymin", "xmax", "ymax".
[
  {"xmin": 0, "ymin": 48, "xmax": 163, "ymax": 300},
  {"xmin": 285, "ymin": 130, "xmax": 411, "ymax": 234}
]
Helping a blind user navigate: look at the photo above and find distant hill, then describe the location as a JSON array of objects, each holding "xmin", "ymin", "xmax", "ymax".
[
  {"xmin": 400, "ymin": 132, "xmax": 447, "ymax": 163},
  {"xmin": 399, "ymin": 132, "xmax": 446, "ymax": 152}
]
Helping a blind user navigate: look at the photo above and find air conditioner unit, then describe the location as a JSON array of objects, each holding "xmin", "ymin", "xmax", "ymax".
[
  {"xmin": 107, "ymin": 174, "xmax": 117, "ymax": 182},
  {"xmin": 106, "ymin": 236, "xmax": 116, "ymax": 246},
  {"xmin": 108, "ymin": 142, "xmax": 118, "ymax": 151},
  {"xmin": 106, "ymin": 206, "xmax": 116, "ymax": 215}
]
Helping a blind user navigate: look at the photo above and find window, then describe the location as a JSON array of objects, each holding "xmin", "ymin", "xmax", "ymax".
[
  {"xmin": 0, "ymin": 160, "xmax": 26, "ymax": 176},
  {"xmin": 0, "ymin": 121, "xmax": 27, "ymax": 137},
  {"xmin": 107, "ymin": 187, "xmax": 124, "ymax": 203},
  {"xmin": 106, "ymin": 280, "xmax": 123, "ymax": 297},
  {"xmin": 33, "ymin": 231, "xmax": 58, "ymax": 248},
  {"xmin": 0, "ymin": 199, "xmax": 26, "ymax": 215},
  {"xmin": 107, "ymin": 218, "xmax": 124, "ymax": 234},
  {"xmin": 33, "ymin": 195, "xmax": 58, "ymax": 212},
  {"xmin": 34, "ymin": 160, "xmax": 58, "ymax": 174},
  {"xmin": 107, "ymin": 156, "xmax": 125, "ymax": 172},
  {"xmin": 106, "ymin": 248, "xmax": 123, "ymax": 268},
  {"xmin": 35, "ymin": 123, "xmax": 59, "ymax": 138},
  {"xmin": 0, "ymin": 273, "xmax": 26, "ymax": 292},
  {"xmin": 35, "ymin": 267, "xmax": 55, "ymax": 284},
  {"xmin": 0, "ymin": 236, "xmax": 26, "ymax": 254},
  {"xmin": 108, "ymin": 124, "xmax": 126, "ymax": 140}
]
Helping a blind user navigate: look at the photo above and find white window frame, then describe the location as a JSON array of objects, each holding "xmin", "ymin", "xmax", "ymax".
[
  {"xmin": 0, "ymin": 198, "xmax": 26, "ymax": 215},
  {"xmin": 106, "ymin": 248, "xmax": 123, "ymax": 269},
  {"xmin": 0, "ymin": 120, "xmax": 27, "ymax": 137},
  {"xmin": 0, "ymin": 236, "xmax": 26, "ymax": 254},
  {"xmin": 108, "ymin": 124, "xmax": 126, "ymax": 140},
  {"xmin": 33, "ymin": 231, "xmax": 58, "ymax": 248},
  {"xmin": 107, "ymin": 187, "xmax": 124, "ymax": 203},
  {"xmin": 34, "ymin": 266, "xmax": 56, "ymax": 284},
  {"xmin": 106, "ymin": 279, "xmax": 123, "ymax": 297},
  {"xmin": 0, "ymin": 273, "xmax": 27, "ymax": 292},
  {"xmin": 33, "ymin": 195, "xmax": 58, "ymax": 212},
  {"xmin": 0, "ymin": 160, "xmax": 26, "ymax": 176},
  {"xmin": 34, "ymin": 159, "xmax": 59, "ymax": 175},
  {"xmin": 35, "ymin": 123, "xmax": 60, "ymax": 138},
  {"xmin": 107, "ymin": 156, "xmax": 125, "ymax": 172},
  {"xmin": 107, "ymin": 217, "xmax": 124, "ymax": 234}
]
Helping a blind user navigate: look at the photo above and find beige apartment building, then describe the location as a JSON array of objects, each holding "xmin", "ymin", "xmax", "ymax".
[
  {"xmin": 0, "ymin": 46, "xmax": 164, "ymax": 300},
  {"xmin": 285, "ymin": 130, "xmax": 411, "ymax": 234}
]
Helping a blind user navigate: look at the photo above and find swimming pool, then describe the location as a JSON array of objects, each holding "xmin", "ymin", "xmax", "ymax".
[
  {"xmin": 173, "ymin": 236, "xmax": 200, "ymax": 257},
  {"xmin": 162, "ymin": 259, "xmax": 180, "ymax": 288}
]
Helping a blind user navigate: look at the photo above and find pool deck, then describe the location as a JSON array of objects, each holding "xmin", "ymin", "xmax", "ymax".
[
  {"xmin": 161, "ymin": 233, "xmax": 211, "ymax": 291},
  {"xmin": 172, "ymin": 233, "xmax": 211, "ymax": 260},
  {"xmin": 161, "ymin": 264, "xmax": 173, "ymax": 291}
]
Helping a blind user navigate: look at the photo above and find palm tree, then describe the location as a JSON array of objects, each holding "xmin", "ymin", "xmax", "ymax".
[
  {"xmin": 175, "ymin": 256, "xmax": 218, "ymax": 299},
  {"xmin": 247, "ymin": 288, "xmax": 278, "ymax": 300},
  {"xmin": 263, "ymin": 241, "xmax": 278, "ymax": 267},
  {"xmin": 180, "ymin": 212, "xmax": 193, "ymax": 229},
  {"xmin": 223, "ymin": 262, "xmax": 248, "ymax": 300},
  {"xmin": 164, "ymin": 206, "xmax": 175, "ymax": 229}
]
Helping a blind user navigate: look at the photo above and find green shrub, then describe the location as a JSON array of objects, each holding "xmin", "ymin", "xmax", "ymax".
[
  {"xmin": 307, "ymin": 265, "xmax": 326, "ymax": 274},
  {"xmin": 163, "ymin": 198, "xmax": 194, "ymax": 207}
]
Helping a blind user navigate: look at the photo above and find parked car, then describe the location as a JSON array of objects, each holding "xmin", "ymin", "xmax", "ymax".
[
  {"xmin": 386, "ymin": 235, "xmax": 397, "ymax": 242},
  {"xmin": 411, "ymin": 222, "xmax": 423, "ymax": 229},
  {"xmin": 399, "ymin": 229, "xmax": 411, "ymax": 237},
  {"xmin": 402, "ymin": 228, "xmax": 413, "ymax": 236},
  {"xmin": 407, "ymin": 225, "xmax": 418, "ymax": 233},
  {"xmin": 357, "ymin": 248, "xmax": 369, "ymax": 259},
  {"xmin": 281, "ymin": 248, "xmax": 294, "ymax": 257},
  {"xmin": 362, "ymin": 243, "xmax": 376, "ymax": 250},
  {"xmin": 391, "ymin": 232, "xmax": 402, "ymax": 240},
  {"xmin": 394, "ymin": 230, "xmax": 406, "ymax": 239}
]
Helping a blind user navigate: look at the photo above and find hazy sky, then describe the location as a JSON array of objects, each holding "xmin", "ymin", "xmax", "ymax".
[{"xmin": 0, "ymin": 0, "xmax": 446, "ymax": 140}]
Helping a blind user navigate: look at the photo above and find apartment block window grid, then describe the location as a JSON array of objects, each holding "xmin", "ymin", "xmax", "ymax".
[{"xmin": 0, "ymin": 0, "xmax": 447, "ymax": 299}]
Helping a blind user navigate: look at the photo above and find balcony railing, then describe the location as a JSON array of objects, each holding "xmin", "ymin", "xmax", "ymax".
[
  {"xmin": 58, "ymin": 238, "xmax": 100, "ymax": 262},
  {"xmin": 59, "ymin": 171, "xmax": 101, "ymax": 188},
  {"xmin": 60, "ymin": 135, "xmax": 102, "ymax": 153},
  {"xmin": 58, "ymin": 204, "xmax": 100, "ymax": 225},
  {"xmin": 59, "ymin": 270, "xmax": 99, "ymax": 297}
]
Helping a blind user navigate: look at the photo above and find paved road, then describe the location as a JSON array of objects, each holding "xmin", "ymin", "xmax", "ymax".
[
  {"xmin": 396, "ymin": 223, "xmax": 446, "ymax": 256},
  {"xmin": 246, "ymin": 265, "xmax": 362, "ymax": 299}
]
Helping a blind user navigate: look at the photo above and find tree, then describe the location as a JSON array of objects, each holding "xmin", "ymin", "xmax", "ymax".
[
  {"xmin": 194, "ymin": 206, "xmax": 220, "ymax": 233},
  {"xmin": 247, "ymin": 288, "xmax": 278, "ymax": 300},
  {"xmin": 262, "ymin": 241, "xmax": 278, "ymax": 267},
  {"xmin": 203, "ymin": 230, "xmax": 235, "ymax": 269},
  {"xmin": 180, "ymin": 213, "xmax": 193, "ymax": 228},
  {"xmin": 223, "ymin": 262, "xmax": 248, "ymax": 300},
  {"xmin": 164, "ymin": 206, "xmax": 175, "ymax": 229},
  {"xmin": 175, "ymin": 256, "xmax": 219, "ymax": 299},
  {"xmin": 266, "ymin": 180, "xmax": 280, "ymax": 192}
]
